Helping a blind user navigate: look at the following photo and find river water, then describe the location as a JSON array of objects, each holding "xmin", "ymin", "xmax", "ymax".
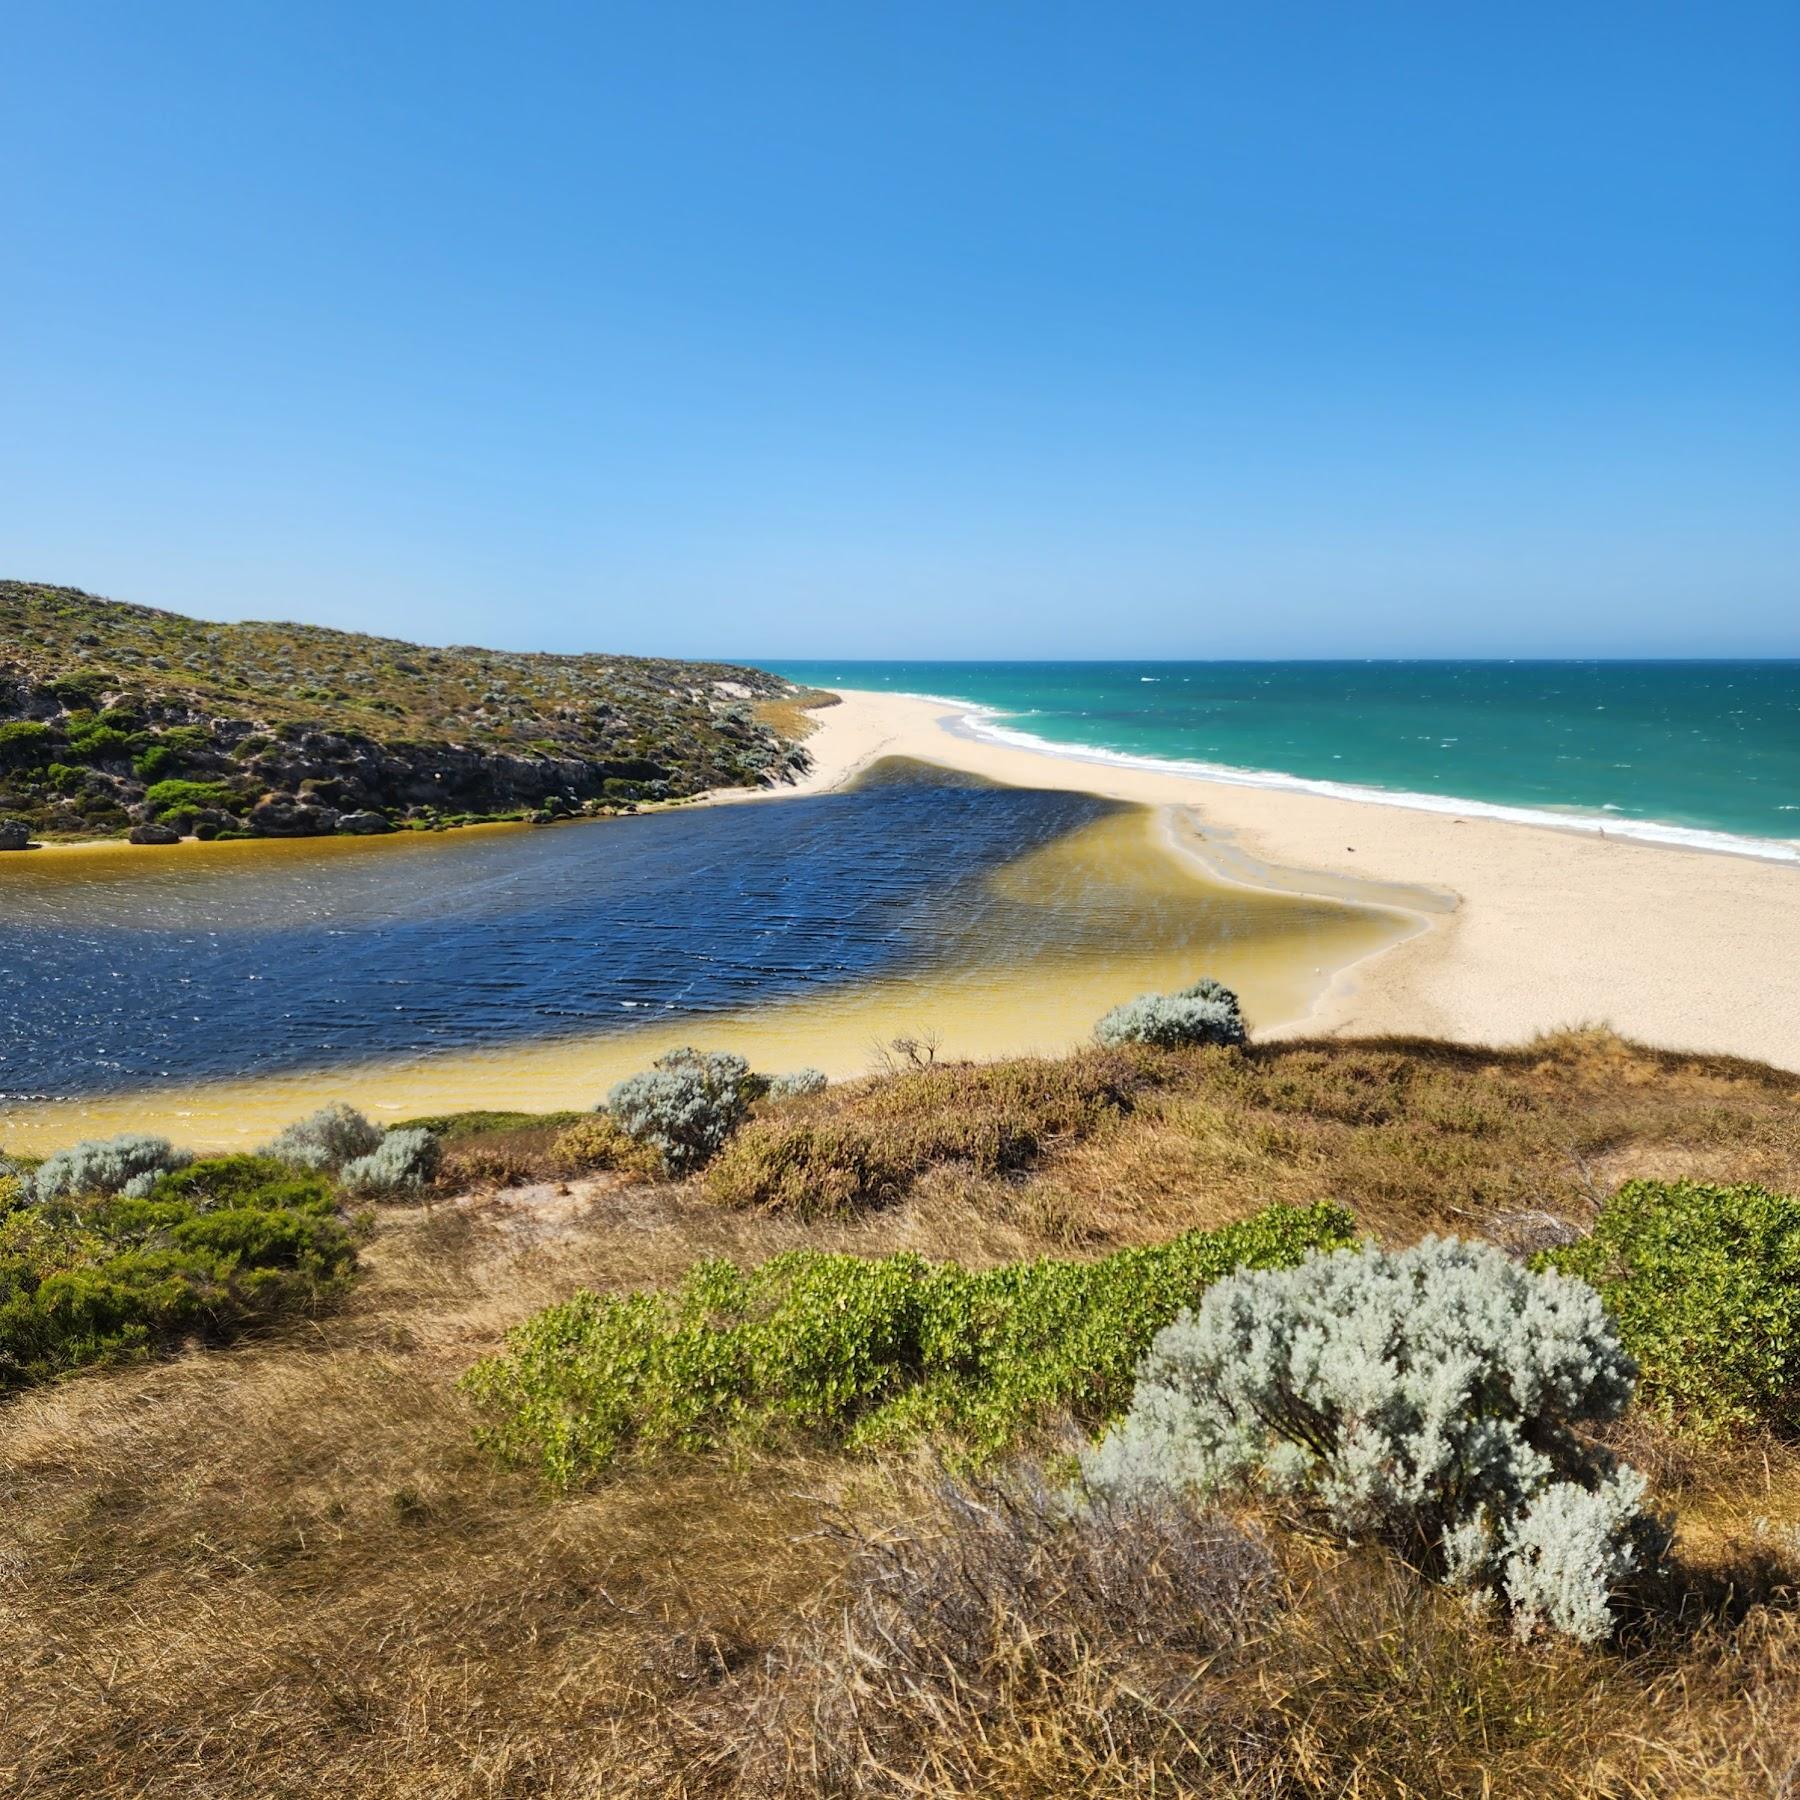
[{"xmin": 0, "ymin": 760, "xmax": 1416, "ymax": 1150}]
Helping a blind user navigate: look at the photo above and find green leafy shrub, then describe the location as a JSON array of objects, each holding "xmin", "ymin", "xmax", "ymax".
[
  {"xmin": 0, "ymin": 721, "xmax": 54, "ymax": 767},
  {"xmin": 462, "ymin": 1200, "xmax": 1355, "ymax": 1488},
  {"xmin": 0, "ymin": 1153, "xmax": 355, "ymax": 1389},
  {"xmin": 1095, "ymin": 976, "xmax": 1248, "ymax": 1049},
  {"xmin": 1543, "ymin": 1179, "xmax": 1800, "ymax": 1435},
  {"xmin": 143, "ymin": 778, "xmax": 243, "ymax": 817},
  {"xmin": 606, "ymin": 1047, "xmax": 765, "ymax": 1174},
  {"xmin": 133, "ymin": 743, "xmax": 179, "ymax": 782},
  {"xmin": 65, "ymin": 723, "xmax": 137, "ymax": 763}
]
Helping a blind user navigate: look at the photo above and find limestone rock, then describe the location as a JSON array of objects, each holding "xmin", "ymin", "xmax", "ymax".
[
  {"xmin": 128, "ymin": 822, "xmax": 182, "ymax": 845},
  {"xmin": 249, "ymin": 794, "xmax": 340, "ymax": 837}
]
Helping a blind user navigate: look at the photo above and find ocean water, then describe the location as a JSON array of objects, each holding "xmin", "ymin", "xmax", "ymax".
[{"xmin": 772, "ymin": 661, "xmax": 1800, "ymax": 857}]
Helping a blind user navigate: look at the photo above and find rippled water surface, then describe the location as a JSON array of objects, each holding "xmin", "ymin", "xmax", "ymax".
[
  {"xmin": 1, "ymin": 761, "xmax": 1415, "ymax": 1149},
  {"xmin": 3, "ymin": 764, "xmax": 1118, "ymax": 1094}
]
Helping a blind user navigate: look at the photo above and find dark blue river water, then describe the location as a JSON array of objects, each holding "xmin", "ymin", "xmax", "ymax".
[{"xmin": 0, "ymin": 764, "xmax": 1111, "ymax": 1096}]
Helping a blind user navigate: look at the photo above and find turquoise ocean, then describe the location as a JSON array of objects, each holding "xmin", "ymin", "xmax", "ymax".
[{"xmin": 770, "ymin": 662, "xmax": 1800, "ymax": 861}]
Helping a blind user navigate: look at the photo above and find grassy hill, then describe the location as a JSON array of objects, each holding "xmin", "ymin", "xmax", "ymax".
[
  {"xmin": 0, "ymin": 581, "xmax": 812, "ymax": 842},
  {"xmin": 4, "ymin": 1028, "xmax": 1798, "ymax": 1796}
]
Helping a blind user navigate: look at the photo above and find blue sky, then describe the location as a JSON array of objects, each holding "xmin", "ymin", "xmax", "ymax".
[{"xmin": 3, "ymin": 2, "xmax": 1796, "ymax": 658}]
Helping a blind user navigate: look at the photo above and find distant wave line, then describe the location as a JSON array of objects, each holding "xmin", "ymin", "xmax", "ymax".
[{"xmin": 875, "ymin": 689, "xmax": 1800, "ymax": 867}]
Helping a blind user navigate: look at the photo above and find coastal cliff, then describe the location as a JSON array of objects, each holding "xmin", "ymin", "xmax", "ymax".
[{"xmin": 0, "ymin": 581, "xmax": 809, "ymax": 842}]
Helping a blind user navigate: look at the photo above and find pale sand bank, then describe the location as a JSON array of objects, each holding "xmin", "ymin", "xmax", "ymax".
[{"xmin": 788, "ymin": 688, "xmax": 1800, "ymax": 1072}]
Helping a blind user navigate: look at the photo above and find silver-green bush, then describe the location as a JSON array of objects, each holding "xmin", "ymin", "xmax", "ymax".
[
  {"xmin": 605, "ymin": 1047, "xmax": 764, "ymax": 1173},
  {"xmin": 24, "ymin": 1133, "xmax": 193, "ymax": 1203},
  {"xmin": 1094, "ymin": 976, "xmax": 1247, "ymax": 1049},
  {"xmin": 766, "ymin": 1067, "xmax": 828, "ymax": 1100},
  {"xmin": 261, "ymin": 1102, "xmax": 385, "ymax": 1174},
  {"xmin": 1082, "ymin": 1237, "xmax": 1665, "ymax": 1642},
  {"xmin": 338, "ymin": 1126, "xmax": 442, "ymax": 1196}
]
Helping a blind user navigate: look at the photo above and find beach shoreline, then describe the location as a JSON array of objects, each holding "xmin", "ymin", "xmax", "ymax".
[{"xmin": 788, "ymin": 687, "xmax": 1800, "ymax": 1072}]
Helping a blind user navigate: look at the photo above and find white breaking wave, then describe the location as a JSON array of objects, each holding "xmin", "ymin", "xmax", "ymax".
[{"xmin": 882, "ymin": 689, "xmax": 1800, "ymax": 867}]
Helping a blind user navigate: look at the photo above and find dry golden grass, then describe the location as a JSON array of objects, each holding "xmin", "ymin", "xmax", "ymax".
[
  {"xmin": 4, "ymin": 1029, "xmax": 1799, "ymax": 1797},
  {"xmin": 752, "ymin": 687, "xmax": 841, "ymax": 743}
]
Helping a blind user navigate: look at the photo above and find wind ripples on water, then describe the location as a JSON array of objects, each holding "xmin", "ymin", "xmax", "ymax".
[{"xmin": 0, "ymin": 766, "xmax": 1113, "ymax": 1096}]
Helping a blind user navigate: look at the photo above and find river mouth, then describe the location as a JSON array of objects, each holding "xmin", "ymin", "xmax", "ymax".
[{"xmin": 0, "ymin": 759, "xmax": 1417, "ymax": 1150}]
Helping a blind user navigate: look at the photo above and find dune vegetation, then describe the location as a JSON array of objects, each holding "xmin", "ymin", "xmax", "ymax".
[{"xmin": 4, "ymin": 1026, "xmax": 1800, "ymax": 1797}]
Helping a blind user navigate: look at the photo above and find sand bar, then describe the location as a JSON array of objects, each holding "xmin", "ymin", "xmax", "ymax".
[{"xmin": 785, "ymin": 688, "xmax": 1800, "ymax": 1072}]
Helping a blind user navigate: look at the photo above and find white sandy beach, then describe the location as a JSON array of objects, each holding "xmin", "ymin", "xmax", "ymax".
[{"xmin": 788, "ymin": 688, "xmax": 1800, "ymax": 1072}]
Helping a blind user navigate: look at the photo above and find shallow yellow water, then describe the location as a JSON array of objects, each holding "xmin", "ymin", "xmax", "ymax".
[{"xmin": 2, "ymin": 801, "xmax": 1416, "ymax": 1153}]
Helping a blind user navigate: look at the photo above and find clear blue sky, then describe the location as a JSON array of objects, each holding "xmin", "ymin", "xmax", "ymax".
[{"xmin": 4, "ymin": 2, "xmax": 1796, "ymax": 659}]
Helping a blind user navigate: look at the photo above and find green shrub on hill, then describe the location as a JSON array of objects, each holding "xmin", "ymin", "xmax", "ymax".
[
  {"xmin": 0, "ymin": 1153, "xmax": 356, "ymax": 1390},
  {"xmin": 462, "ymin": 1200, "xmax": 1355, "ymax": 1488},
  {"xmin": 0, "ymin": 720, "xmax": 53, "ymax": 767},
  {"xmin": 143, "ymin": 777, "xmax": 244, "ymax": 817},
  {"xmin": 1543, "ymin": 1178, "xmax": 1800, "ymax": 1436}
]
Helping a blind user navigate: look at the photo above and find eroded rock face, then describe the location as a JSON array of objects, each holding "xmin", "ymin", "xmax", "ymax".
[
  {"xmin": 336, "ymin": 809, "xmax": 392, "ymax": 835},
  {"xmin": 249, "ymin": 794, "xmax": 340, "ymax": 837},
  {"xmin": 0, "ymin": 817, "xmax": 31, "ymax": 850},
  {"xmin": 127, "ymin": 822, "xmax": 181, "ymax": 845}
]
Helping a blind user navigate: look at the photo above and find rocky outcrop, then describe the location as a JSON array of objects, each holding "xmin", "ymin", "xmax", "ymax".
[
  {"xmin": 0, "ymin": 817, "xmax": 30, "ymax": 850},
  {"xmin": 248, "ymin": 794, "xmax": 340, "ymax": 837},
  {"xmin": 127, "ymin": 822, "xmax": 181, "ymax": 845},
  {"xmin": 336, "ymin": 809, "xmax": 393, "ymax": 835}
]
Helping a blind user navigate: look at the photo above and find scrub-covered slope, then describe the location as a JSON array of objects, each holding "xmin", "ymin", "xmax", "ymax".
[{"xmin": 0, "ymin": 580, "xmax": 808, "ymax": 842}]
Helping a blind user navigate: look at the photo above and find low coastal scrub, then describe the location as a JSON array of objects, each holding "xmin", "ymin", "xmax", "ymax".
[
  {"xmin": 545, "ymin": 1114, "xmax": 662, "ymax": 1178},
  {"xmin": 7, "ymin": 1033, "xmax": 1800, "ymax": 1798},
  {"xmin": 1094, "ymin": 974, "xmax": 1249, "ymax": 1049},
  {"xmin": 461, "ymin": 1200, "xmax": 1354, "ymax": 1486},
  {"xmin": 0, "ymin": 1153, "xmax": 356, "ymax": 1389},
  {"xmin": 22, "ymin": 1131, "xmax": 193, "ymax": 1203},
  {"xmin": 339, "ymin": 1125, "xmax": 443, "ymax": 1196},
  {"xmin": 705, "ymin": 1047, "xmax": 1169, "ymax": 1215},
  {"xmin": 1544, "ymin": 1177, "xmax": 1800, "ymax": 1436},
  {"xmin": 605, "ymin": 1047, "xmax": 766, "ymax": 1173},
  {"xmin": 765, "ymin": 1066, "xmax": 828, "ymax": 1099},
  {"xmin": 263, "ymin": 1102, "xmax": 443, "ymax": 1196},
  {"xmin": 0, "ymin": 579, "xmax": 812, "ymax": 840},
  {"xmin": 1085, "ymin": 1237, "xmax": 1665, "ymax": 1643},
  {"xmin": 262, "ymin": 1101, "xmax": 385, "ymax": 1173}
]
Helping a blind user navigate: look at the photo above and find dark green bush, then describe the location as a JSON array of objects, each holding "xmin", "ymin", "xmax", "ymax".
[
  {"xmin": 0, "ymin": 721, "xmax": 54, "ymax": 767},
  {"xmin": 0, "ymin": 1153, "xmax": 356, "ymax": 1390},
  {"xmin": 133, "ymin": 743, "xmax": 179, "ymax": 782},
  {"xmin": 1543, "ymin": 1178, "xmax": 1800, "ymax": 1435},
  {"xmin": 462, "ymin": 1200, "xmax": 1356, "ymax": 1487},
  {"xmin": 65, "ymin": 723, "xmax": 137, "ymax": 763},
  {"xmin": 143, "ymin": 777, "xmax": 243, "ymax": 816}
]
